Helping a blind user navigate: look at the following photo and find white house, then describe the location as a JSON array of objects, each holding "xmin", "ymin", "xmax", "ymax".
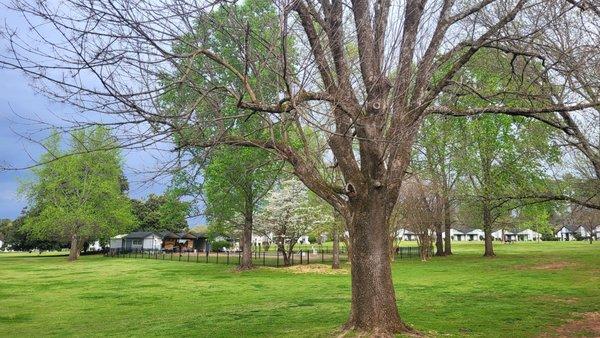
[
  {"xmin": 464, "ymin": 228, "xmax": 484, "ymax": 241},
  {"xmin": 251, "ymin": 233, "xmax": 270, "ymax": 245},
  {"xmin": 0, "ymin": 238, "xmax": 4, "ymax": 249},
  {"xmin": 109, "ymin": 234, "xmax": 127, "ymax": 249},
  {"xmin": 297, "ymin": 235, "xmax": 310, "ymax": 244},
  {"xmin": 573, "ymin": 225, "xmax": 600, "ymax": 239},
  {"xmin": 395, "ymin": 228, "xmax": 418, "ymax": 241},
  {"xmin": 445, "ymin": 228, "xmax": 460, "ymax": 240},
  {"xmin": 492, "ymin": 228, "xmax": 542, "ymax": 241},
  {"xmin": 451, "ymin": 227, "xmax": 484, "ymax": 241},
  {"xmin": 555, "ymin": 225, "xmax": 577, "ymax": 241},
  {"xmin": 123, "ymin": 232, "xmax": 162, "ymax": 251},
  {"xmin": 88, "ymin": 240, "xmax": 103, "ymax": 251},
  {"xmin": 518, "ymin": 229, "xmax": 542, "ymax": 241}
]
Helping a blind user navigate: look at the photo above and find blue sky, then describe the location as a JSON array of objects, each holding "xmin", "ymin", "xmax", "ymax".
[
  {"xmin": 0, "ymin": 68, "xmax": 181, "ymax": 219},
  {"xmin": 0, "ymin": 11, "xmax": 204, "ymax": 226}
]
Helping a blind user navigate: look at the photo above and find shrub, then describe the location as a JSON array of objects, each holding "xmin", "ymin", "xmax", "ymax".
[
  {"xmin": 210, "ymin": 240, "xmax": 232, "ymax": 252},
  {"xmin": 541, "ymin": 233, "xmax": 559, "ymax": 241}
]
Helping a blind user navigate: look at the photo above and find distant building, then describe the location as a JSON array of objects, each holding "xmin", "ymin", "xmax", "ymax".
[
  {"xmin": 555, "ymin": 225, "xmax": 577, "ymax": 241},
  {"xmin": 453, "ymin": 227, "xmax": 484, "ymax": 241},
  {"xmin": 109, "ymin": 234, "xmax": 127, "ymax": 249},
  {"xmin": 123, "ymin": 232, "xmax": 162, "ymax": 251},
  {"xmin": 492, "ymin": 228, "xmax": 542, "ymax": 241}
]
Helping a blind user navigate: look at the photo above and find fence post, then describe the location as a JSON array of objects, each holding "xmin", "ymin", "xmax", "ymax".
[
  {"xmin": 206, "ymin": 250, "xmax": 209, "ymax": 263},
  {"xmin": 178, "ymin": 253, "xmax": 181, "ymax": 261},
  {"xmin": 227, "ymin": 251, "xmax": 230, "ymax": 265},
  {"xmin": 170, "ymin": 252, "xmax": 173, "ymax": 260},
  {"xmin": 187, "ymin": 251, "xmax": 190, "ymax": 262},
  {"xmin": 238, "ymin": 251, "xmax": 241, "ymax": 266},
  {"xmin": 263, "ymin": 252, "xmax": 265, "ymax": 266},
  {"xmin": 321, "ymin": 249, "xmax": 324, "ymax": 263},
  {"xmin": 276, "ymin": 251, "xmax": 279, "ymax": 267},
  {"xmin": 196, "ymin": 251, "xmax": 199, "ymax": 263},
  {"xmin": 291, "ymin": 252, "xmax": 294, "ymax": 266},
  {"xmin": 307, "ymin": 250, "xmax": 310, "ymax": 265},
  {"xmin": 216, "ymin": 251, "xmax": 219, "ymax": 264},
  {"xmin": 300, "ymin": 250, "xmax": 303, "ymax": 265}
]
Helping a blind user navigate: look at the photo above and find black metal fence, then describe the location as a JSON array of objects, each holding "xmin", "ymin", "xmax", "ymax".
[{"xmin": 104, "ymin": 246, "xmax": 420, "ymax": 267}]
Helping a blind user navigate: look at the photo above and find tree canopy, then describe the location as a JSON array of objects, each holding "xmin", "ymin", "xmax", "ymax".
[{"xmin": 20, "ymin": 127, "xmax": 136, "ymax": 260}]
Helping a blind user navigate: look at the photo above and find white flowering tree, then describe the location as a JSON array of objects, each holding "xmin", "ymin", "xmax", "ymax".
[{"xmin": 256, "ymin": 179, "xmax": 331, "ymax": 266}]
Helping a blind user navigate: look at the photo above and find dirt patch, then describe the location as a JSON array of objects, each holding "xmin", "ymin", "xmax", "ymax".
[
  {"xmin": 531, "ymin": 295, "xmax": 579, "ymax": 305},
  {"xmin": 539, "ymin": 312, "xmax": 600, "ymax": 337},
  {"xmin": 516, "ymin": 261, "xmax": 575, "ymax": 271},
  {"xmin": 284, "ymin": 264, "xmax": 349, "ymax": 275}
]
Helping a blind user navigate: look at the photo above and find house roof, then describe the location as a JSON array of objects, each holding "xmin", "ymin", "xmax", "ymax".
[
  {"xmin": 555, "ymin": 224, "xmax": 578, "ymax": 233},
  {"xmin": 518, "ymin": 228, "xmax": 541, "ymax": 234},
  {"xmin": 178, "ymin": 232, "xmax": 197, "ymax": 240},
  {"xmin": 454, "ymin": 226, "xmax": 476, "ymax": 234},
  {"xmin": 124, "ymin": 231, "xmax": 157, "ymax": 239},
  {"xmin": 158, "ymin": 231, "xmax": 179, "ymax": 239}
]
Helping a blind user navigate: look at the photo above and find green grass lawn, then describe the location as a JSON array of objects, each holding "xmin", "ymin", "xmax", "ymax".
[{"xmin": 0, "ymin": 242, "xmax": 598, "ymax": 337}]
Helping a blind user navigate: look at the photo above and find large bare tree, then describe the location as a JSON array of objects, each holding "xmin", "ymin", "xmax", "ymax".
[{"xmin": 2, "ymin": 0, "xmax": 598, "ymax": 334}]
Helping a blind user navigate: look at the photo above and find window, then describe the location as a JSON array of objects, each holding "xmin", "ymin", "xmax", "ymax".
[{"xmin": 132, "ymin": 239, "xmax": 143, "ymax": 246}]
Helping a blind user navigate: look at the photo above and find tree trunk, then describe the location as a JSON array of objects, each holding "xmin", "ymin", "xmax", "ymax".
[
  {"xmin": 417, "ymin": 234, "xmax": 431, "ymax": 261},
  {"xmin": 277, "ymin": 244, "xmax": 291, "ymax": 266},
  {"xmin": 332, "ymin": 228, "xmax": 340, "ymax": 269},
  {"xmin": 434, "ymin": 222, "xmax": 444, "ymax": 256},
  {"xmin": 68, "ymin": 234, "xmax": 80, "ymax": 261},
  {"xmin": 344, "ymin": 194, "xmax": 412, "ymax": 335},
  {"xmin": 482, "ymin": 202, "xmax": 495, "ymax": 257},
  {"xmin": 239, "ymin": 209, "xmax": 254, "ymax": 270},
  {"xmin": 443, "ymin": 196, "xmax": 452, "ymax": 255}
]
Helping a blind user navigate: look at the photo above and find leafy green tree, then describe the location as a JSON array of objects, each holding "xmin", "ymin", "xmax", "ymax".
[
  {"xmin": 20, "ymin": 127, "xmax": 136, "ymax": 261},
  {"xmin": 455, "ymin": 115, "xmax": 558, "ymax": 256},
  {"xmin": 440, "ymin": 50, "xmax": 558, "ymax": 257},
  {"xmin": 160, "ymin": 0, "xmax": 286, "ymax": 269},
  {"xmin": 203, "ymin": 147, "xmax": 282, "ymax": 269},
  {"xmin": 0, "ymin": 213, "xmax": 65, "ymax": 252},
  {"xmin": 131, "ymin": 193, "xmax": 190, "ymax": 233},
  {"xmin": 516, "ymin": 204, "xmax": 554, "ymax": 241}
]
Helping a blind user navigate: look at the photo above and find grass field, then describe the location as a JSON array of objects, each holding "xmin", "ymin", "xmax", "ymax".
[{"xmin": 0, "ymin": 242, "xmax": 598, "ymax": 337}]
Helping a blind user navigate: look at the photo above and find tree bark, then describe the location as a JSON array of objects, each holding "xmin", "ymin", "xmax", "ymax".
[
  {"xmin": 277, "ymin": 243, "xmax": 291, "ymax": 266},
  {"xmin": 239, "ymin": 207, "xmax": 254, "ymax": 270},
  {"xmin": 434, "ymin": 222, "xmax": 444, "ymax": 256},
  {"xmin": 344, "ymin": 193, "xmax": 412, "ymax": 335},
  {"xmin": 443, "ymin": 202, "xmax": 452, "ymax": 256},
  {"xmin": 68, "ymin": 234, "xmax": 80, "ymax": 261},
  {"xmin": 482, "ymin": 202, "xmax": 495, "ymax": 257},
  {"xmin": 332, "ymin": 228, "xmax": 340, "ymax": 269}
]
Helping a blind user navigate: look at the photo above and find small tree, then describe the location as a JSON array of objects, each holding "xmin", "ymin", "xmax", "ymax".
[
  {"xmin": 202, "ymin": 147, "xmax": 282, "ymax": 269},
  {"xmin": 255, "ymin": 179, "xmax": 328, "ymax": 266},
  {"xmin": 572, "ymin": 206, "xmax": 600, "ymax": 244},
  {"xmin": 20, "ymin": 128, "xmax": 136, "ymax": 261},
  {"xmin": 396, "ymin": 178, "xmax": 442, "ymax": 261}
]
